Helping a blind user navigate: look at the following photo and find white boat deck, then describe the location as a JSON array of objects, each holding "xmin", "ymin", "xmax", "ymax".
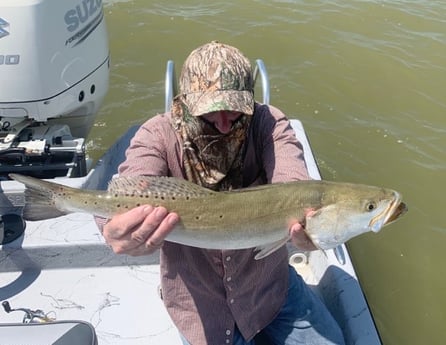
[{"xmin": 0, "ymin": 120, "xmax": 381, "ymax": 344}]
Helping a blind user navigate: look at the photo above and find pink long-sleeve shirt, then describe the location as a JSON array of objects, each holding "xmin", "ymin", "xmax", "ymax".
[{"xmin": 118, "ymin": 103, "xmax": 309, "ymax": 344}]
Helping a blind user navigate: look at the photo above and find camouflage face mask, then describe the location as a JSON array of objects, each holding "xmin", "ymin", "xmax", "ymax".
[{"xmin": 171, "ymin": 94, "xmax": 251, "ymax": 191}]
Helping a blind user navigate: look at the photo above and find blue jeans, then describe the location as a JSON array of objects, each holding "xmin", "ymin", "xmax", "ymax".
[{"xmin": 180, "ymin": 266, "xmax": 345, "ymax": 345}]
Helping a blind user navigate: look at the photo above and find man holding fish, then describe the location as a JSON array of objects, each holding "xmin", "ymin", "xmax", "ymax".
[
  {"xmin": 12, "ymin": 40, "xmax": 405, "ymax": 343},
  {"xmin": 101, "ymin": 41, "xmax": 345, "ymax": 344}
]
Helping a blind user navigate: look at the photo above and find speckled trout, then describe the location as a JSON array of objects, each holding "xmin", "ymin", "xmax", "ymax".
[{"xmin": 9, "ymin": 173, "xmax": 407, "ymax": 259}]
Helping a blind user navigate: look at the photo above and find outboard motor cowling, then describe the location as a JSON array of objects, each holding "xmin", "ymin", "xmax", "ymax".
[{"xmin": 0, "ymin": 0, "xmax": 109, "ymax": 178}]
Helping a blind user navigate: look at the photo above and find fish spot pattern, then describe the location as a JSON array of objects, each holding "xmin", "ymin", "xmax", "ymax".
[{"xmin": 107, "ymin": 176, "xmax": 217, "ymax": 202}]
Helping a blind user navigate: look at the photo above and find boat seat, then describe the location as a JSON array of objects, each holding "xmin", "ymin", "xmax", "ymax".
[{"xmin": 0, "ymin": 320, "xmax": 97, "ymax": 345}]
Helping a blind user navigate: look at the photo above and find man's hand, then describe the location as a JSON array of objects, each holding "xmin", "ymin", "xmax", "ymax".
[
  {"xmin": 102, "ymin": 205, "xmax": 180, "ymax": 256},
  {"xmin": 289, "ymin": 219, "xmax": 318, "ymax": 251}
]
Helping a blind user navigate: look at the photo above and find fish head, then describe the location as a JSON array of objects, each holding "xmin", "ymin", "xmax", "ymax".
[{"xmin": 304, "ymin": 184, "xmax": 408, "ymax": 250}]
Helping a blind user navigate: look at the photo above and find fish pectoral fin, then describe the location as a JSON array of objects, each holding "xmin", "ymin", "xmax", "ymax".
[{"xmin": 254, "ymin": 237, "xmax": 289, "ymax": 260}]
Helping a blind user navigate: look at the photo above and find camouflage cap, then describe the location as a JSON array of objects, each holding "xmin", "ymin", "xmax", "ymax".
[{"xmin": 179, "ymin": 41, "xmax": 254, "ymax": 116}]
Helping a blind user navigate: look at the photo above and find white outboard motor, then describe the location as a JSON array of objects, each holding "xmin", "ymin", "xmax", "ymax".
[{"xmin": 0, "ymin": 0, "xmax": 109, "ymax": 178}]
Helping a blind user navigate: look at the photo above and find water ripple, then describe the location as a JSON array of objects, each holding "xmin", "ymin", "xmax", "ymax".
[{"xmin": 140, "ymin": 3, "xmax": 228, "ymax": 18}]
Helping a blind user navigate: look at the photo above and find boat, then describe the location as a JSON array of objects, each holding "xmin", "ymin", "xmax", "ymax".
[{"xmin": 0, "ymin": 1, "xmax": 381, "ymax": 344}]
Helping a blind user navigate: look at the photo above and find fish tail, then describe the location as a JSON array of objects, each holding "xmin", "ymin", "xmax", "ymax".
[
  {"xmin": 22, "ymin": 185, "xmax": 67, "ymax": 221},
  {"xmin": 9, "ymin": 173, "xmax": 68, "ymax": 221}
]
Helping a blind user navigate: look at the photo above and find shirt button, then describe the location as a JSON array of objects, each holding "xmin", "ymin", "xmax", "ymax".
[
  {"xmin": 226, "ymin": 329, "xmax": 231, "ymax": 335},
  {"xmin": 226, "ymin": 276, "xmax": 232, "ymax": 282},
  {"xmin": 226, "ymin": 256, "xmax": 231, "ymax": 262},
  {"xmin": 230, "ymin": 298, "xmax": 234, "ymax": 304},
  {"xmin": 225, "ymin": 339, "xmax": 230, "ymax": 344}
]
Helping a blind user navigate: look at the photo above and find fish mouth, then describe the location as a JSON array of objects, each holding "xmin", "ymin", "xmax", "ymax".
[
  {"xmin": 385, "ymin": 201, "xmax": 408, "ymax": 225},
  {"xmin": 370, "ymin": 192, "xmax": 408, "ymax": 233}
]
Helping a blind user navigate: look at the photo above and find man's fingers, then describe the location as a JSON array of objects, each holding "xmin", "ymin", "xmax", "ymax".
[
  {"xmin": 131, "ymin": 206, "xmax": 168, "ymax": 243},
  {"xmin": 289, "ymin": 220, "xmax": 317, "ymax": 251},
  {"xmin": 145, "ymin": 212, "xmax": 180, "ymax": 248},
  {"xmin": 105, "ymin": 205, "xmax": 154, "ymax": 240},
  {"xmin": 122, "ymin": 212, "xmax": 179, "ymax": 256},
  {"xmin": 102, "ymin": 205, "xmax": 180, "ymax": 256}
]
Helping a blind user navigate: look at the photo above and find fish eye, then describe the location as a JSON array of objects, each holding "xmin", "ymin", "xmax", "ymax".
[{"xmin": 365, "ymin": 202, "xmax": 377, "ymax": 212}]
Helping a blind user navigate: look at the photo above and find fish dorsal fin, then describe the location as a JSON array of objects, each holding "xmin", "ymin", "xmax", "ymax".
[{"xmin": 107, "ymin": 176, "xmax": 216, "ymax": 199}]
